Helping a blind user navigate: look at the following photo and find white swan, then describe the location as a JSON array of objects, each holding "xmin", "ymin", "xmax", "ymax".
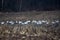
[
  {"xmin": 18, "ymin": 21, "xmax": 22, "ymax": 24},
  {"xmin": 46, "ymin": 22, "xmax": 49, "ymax": 24},
  {"xmin": 41, "ymin": 20, "xmax": 47, "ymax": 23},
  {"xmin": 16, "ymin": 21, "xmax": 18, "ymax": 23},
  {"xmin": 9, "ymin": 21, "xmax": 15, "ymax": 25},
  {"xmin": 6, "ymin": 21, "xmax": 9, "ymax": 23},
  {"xmin": 32, "ymin": 20, "xmax": 37, "ymax": 23},
  {"xmin": 55, "ymin": 20, "xmax": 59, "ymax": 23},
  {"xmin": 36, "ymin": 21, "xmax": 42, "ymax": 24},
  {"xmin": 23, "ymin": 20, "xmax": 31, "ymax": 25},
  {"xmin": 0, "ymin": 22, "xmax": 5, "ymax": 24}
]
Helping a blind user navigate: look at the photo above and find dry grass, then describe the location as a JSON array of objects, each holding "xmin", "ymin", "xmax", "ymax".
[{"xmin": 0, "ymin": 11, "xmax": 60, "ymax": 40}]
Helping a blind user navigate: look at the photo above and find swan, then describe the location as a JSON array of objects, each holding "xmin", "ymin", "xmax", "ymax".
[
  {"xmin": 23, "ymin": 20, "xmax": 31, "ymax": 24},
  {"xmin": 9, "ymin": 21, "xmax": 15, "ymax": 25},
  {"xmin": 36, "ymin": 21, "xmax": 42, "ymax": 24},
  {"xmin": 0, "ymin": 21, "xmax": 5, "ymax": 24}
]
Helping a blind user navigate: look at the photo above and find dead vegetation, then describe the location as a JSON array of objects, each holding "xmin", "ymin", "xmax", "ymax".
[{"xmin": 0, "ymin": 11, "xmax": 60, "ymax": 40}]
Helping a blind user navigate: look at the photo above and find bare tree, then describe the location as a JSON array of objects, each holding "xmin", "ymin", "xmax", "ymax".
[
  {"xmin": 2, "ymin": 0, "xmax": 3, "ymax": 10},
  {"xmin": 19, "ymin": 0, "xmax": 23, "ymax": 11}
]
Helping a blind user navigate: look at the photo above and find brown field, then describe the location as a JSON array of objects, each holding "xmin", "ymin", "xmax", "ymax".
[{"xmin": 0, "ymin": 11, "xmax": 60, "ymax": 40}]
